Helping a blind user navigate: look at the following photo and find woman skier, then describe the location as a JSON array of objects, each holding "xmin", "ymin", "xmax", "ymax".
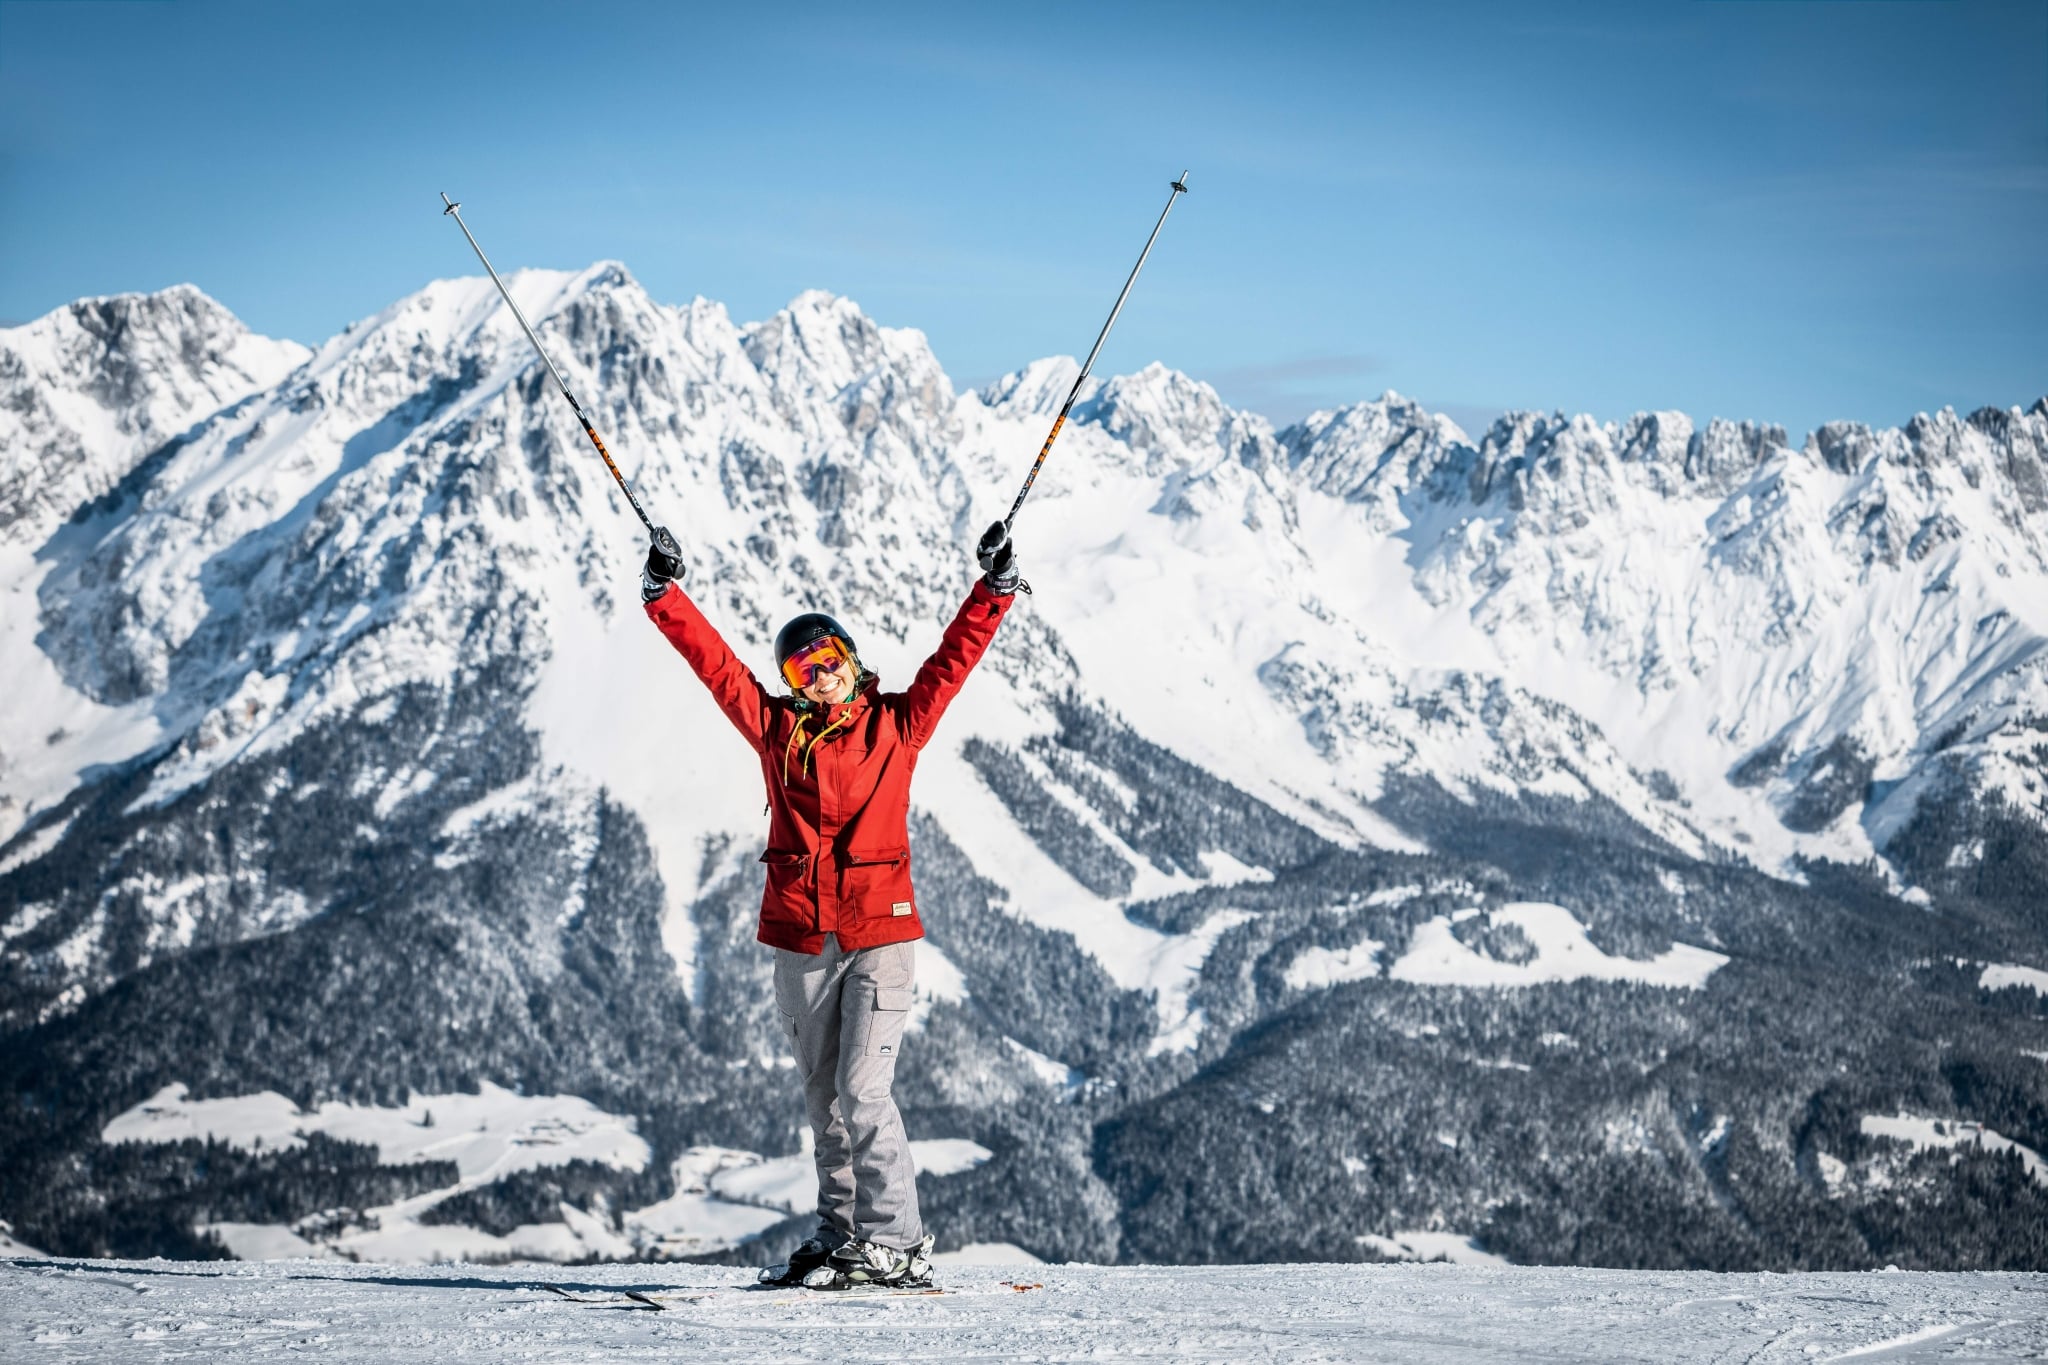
[{"xmin": 639, "ymin": 522, "xmax": 1023, "ymax": 1290}]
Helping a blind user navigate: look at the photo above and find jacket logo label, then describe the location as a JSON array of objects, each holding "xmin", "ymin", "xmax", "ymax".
[{"xmin": 892, "ymin": 901, "xmax": 913, "ymax": 917}]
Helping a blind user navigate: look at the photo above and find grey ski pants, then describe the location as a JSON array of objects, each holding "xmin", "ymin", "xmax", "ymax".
[{"xmin": 771, "ymin": 935, "xmax": 922, "ymax": 1250}]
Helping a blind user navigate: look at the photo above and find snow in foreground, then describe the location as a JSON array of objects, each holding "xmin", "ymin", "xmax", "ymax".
[{"xmin": 5, "ymin": 1258, "xmax": 2043, "ymax": 1363}]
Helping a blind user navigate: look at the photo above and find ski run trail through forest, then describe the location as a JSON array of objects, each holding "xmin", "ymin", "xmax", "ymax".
[{"xmin": 3, "ymin": 1256, "xmax": 2044, "ymax": 1362}]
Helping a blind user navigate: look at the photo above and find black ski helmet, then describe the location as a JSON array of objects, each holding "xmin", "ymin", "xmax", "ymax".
[{"xmin": 775, "ymin": 612, "xmax": 857, "ymax": 671}]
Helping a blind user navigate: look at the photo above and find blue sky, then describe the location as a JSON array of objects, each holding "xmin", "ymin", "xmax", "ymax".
[{"xmin": 2, "ymin": 0, "xmax": 2042, "ymax": 440}]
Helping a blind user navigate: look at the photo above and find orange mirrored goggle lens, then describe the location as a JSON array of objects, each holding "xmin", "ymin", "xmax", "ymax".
[{"xmin": 780, "ymin": 636, "xmax": 851, "ymax": 689}]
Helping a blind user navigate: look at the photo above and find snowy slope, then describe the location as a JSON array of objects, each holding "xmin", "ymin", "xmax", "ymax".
[
  {"xmin": 0, "ymin": 285, "xmax": 309, "ymax": 552},
  {"xmin": 0, "ymin": 290, "xmax": 308, "ymax": 840},
  {"xmin": 1275, "ymin": 400, "xmax": 2048, "ymax": 874},
  {"xmin": 4, "ymin": 1258, "xmax": 2044, "ymax": 1363}
]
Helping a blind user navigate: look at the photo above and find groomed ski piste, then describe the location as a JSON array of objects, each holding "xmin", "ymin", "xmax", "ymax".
[{"xmin": 5, "ymin": 1256, "xmax": 2044, "ymax": 1362}]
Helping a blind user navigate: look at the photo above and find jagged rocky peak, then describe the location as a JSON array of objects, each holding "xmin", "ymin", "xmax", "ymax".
[
  {"xmin": 1461, "ymin": 409, "xmax": 1786, "ymax": 503},
  {"xmin": 1615, "ymin": 410, "xmax": 1693, "ymax": 464},
  {"xmin": 313, "ymin": 262, "xmax": 645, "ymax": 376},
  {"xmin": 740, "ymin": 289, "xmax": 950, "ymax": 419},
  {"xmin": 1977, "ymin": 401, "xmax": 2048, "ymax": 515},
  {"xmin": 1800, "ymin": 404, "xmax": 2048, "ymax": 564},
  {"xmin": 1279, "ymin": 390, "xmax": 1469, "ymax": 505},
  {"xmin": 1291, "ymin": 388, "xmax": 1455, "ymax": 446},
  {"xmin": 1431, "ymin": 411, "xmax": 1626, "ymax": 522},
  {"xmin": 1908, "ymin": 404, "xmax": 2048, "ymax": 515},
  {"xmin": 4, "ymin": 284, "xmax": 304, "ymax": 417},
  {"xmin": 0, "ymin": 285, "xmax": 310, "ymax": 545},
  {"xmin": 1810, "ymin": 401, "xmax": 2048, "ymax": 479},
  {"xmin": 541, "ymin": 261, "xmax": 666, "ymax": 350},
  {"xmin": 1807, "ymin": 418, "xmax": 1887, "ymax": 476},
  {"xmin": 1678, "ymin": 417, "xmax": 1788, "ymax": 494},
  {"xmin": 974, "ymin": 356, "xmax": 1091, "ymax": 420},
  {"xmin": 1078, "ymin": 362, "xmax": 1279, "ymax": 476},
  {"xmin": 26, "ymin": 270, "xmax": 663, "ymax": 713}
]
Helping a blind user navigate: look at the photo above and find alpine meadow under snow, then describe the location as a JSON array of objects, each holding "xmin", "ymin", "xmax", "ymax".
[{"xmin": 0, "ymin": 268, "xmax": 2044, "ymax": 1275}]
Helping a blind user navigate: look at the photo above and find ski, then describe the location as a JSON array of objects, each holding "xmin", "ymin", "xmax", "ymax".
[
  {"xmin": 798, "ymin": 1262, "xmax": 943, "ymax": 1295},
  {"xmin": 755, "ymin": 1251, "xmax": 832, "ymax": 1288},
  {"xmin": 540, "ymin": 1279, "xmax": 946, "ymax": 1305},
  {"xmin": 538, "ymin": 1284, "xmax": 687, "ymax": 1310},
  {"xmin": 804, "ymin": 1281, "xmax": 947, "ymax": 1298},
  {"xmin": 744, "ymin": 1269, "xmax": 948, "ymax": 1296}
]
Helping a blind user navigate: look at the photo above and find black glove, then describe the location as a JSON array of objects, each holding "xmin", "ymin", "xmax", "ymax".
[
  {"xmin": 642, "ymin": 525, "xmax": 685, "ymax": 602},
  {"xmin": 976, "ymin": 520, "xmax": 1022, "ymax": 596}
]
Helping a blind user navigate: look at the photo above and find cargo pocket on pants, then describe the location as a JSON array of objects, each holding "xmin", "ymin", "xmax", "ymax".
[{"xmin": 864, "ymin": 987, "xmax": 913, "ymax": 1059}]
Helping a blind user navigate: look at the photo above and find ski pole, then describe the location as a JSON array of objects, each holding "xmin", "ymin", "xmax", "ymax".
[
  {"xmin": 994, "ymin": 171, "xmax": 1189, "ymax": 539},
  {"xmin": 439, "ymin": 192, "xmax": 671, "ymax": 548}
]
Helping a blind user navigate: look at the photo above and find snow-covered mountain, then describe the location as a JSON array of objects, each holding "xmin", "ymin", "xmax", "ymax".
[{"xmin": 1, "ymin": 271, "xmax": 2043, "ymax": 1270}]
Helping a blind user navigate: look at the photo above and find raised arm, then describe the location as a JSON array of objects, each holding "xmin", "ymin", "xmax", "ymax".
[
  {"xmin": 639, "ymin": 531, "xmax": 772, "ymax": 751},
  {"xmin": 905, "ymin": 524, "xmax": 1024, "ymax": 749}
]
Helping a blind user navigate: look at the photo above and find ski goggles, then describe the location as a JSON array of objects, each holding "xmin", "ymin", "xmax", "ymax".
[{"xmin": 780, "ymin": 635, "xmax": 853, "ymax": 690}]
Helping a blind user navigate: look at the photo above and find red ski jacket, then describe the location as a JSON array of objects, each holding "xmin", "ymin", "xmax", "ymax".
[{"xmin": 645, "ymin": 578, "xmax": 1014, "ymax": 954}]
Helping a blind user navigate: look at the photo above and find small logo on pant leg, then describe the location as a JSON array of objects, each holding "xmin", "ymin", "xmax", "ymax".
[{"xmin": 892, "ymin": 901, "xmax": 913, "ymax": 917}]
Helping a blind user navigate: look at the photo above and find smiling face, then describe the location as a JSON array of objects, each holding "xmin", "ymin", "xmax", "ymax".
[
  {"xmin": 800, "ymin": 651, "xmax": 854, "ymax": 707},
  {"xmin": 782, "ymin": 634, "xmax": 857, "ymax": 707}
]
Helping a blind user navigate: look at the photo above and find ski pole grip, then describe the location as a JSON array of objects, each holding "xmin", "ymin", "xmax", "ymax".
[
  {"xmin": 976, "ymin": 519, "xmax": 1010, "ymax": 570},
  {"xmin": 651, "ymin": 525, "xmax": 682, "ymax": 560}
]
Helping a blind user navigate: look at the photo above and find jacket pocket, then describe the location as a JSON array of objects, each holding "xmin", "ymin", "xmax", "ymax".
[
  {"xmin": 840, "ymin": 846, "xmax": 912, "ymax": 920},
  {"xmin": 844, "ymin": 846, "xmax": 907, "ymax": 866},
  {"xmin": 759, "ymin": 849, "xmax": 812, "ymax": 923}
]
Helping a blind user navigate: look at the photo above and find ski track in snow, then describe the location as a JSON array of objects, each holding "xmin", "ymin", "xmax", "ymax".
[{"xmin": 2, "ymin": 1260, "xmax": 2042, "ymax": 1363}]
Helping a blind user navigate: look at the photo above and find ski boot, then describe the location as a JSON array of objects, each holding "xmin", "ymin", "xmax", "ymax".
[
  {"xmin": 802, "ymin": 1232, "xmax": 936, "ymax": 1292},
  {"xmin": 757, "ymin": 1233, "xmax": 844, "ymax": 1287}
]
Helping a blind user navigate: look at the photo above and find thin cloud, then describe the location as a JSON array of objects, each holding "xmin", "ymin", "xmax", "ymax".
[{"xmin": 1202, "ymin": 353, "xmax": 1387, "ymax": 424}]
